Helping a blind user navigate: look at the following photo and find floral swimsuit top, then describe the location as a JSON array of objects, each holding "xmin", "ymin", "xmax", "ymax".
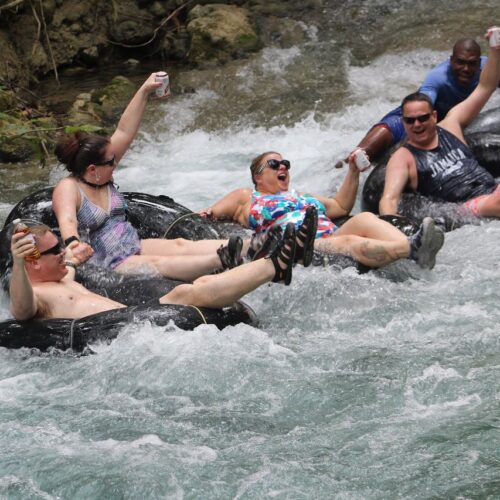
[
  {"xmin": 249, "ymin": 190, "xmax": 337, "ymax": 238},
  {"xmin": 77, "ymin": 184, "xmax": 141, "ymax": 269}
]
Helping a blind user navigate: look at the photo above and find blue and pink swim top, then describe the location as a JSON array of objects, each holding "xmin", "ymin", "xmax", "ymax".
[{"xmin": 249, "ymin": 189, "xmax": 337, "ymax": 238}]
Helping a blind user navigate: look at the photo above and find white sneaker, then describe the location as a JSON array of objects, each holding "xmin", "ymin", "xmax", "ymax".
[{"xmin": 415, "ymin": 217, "xmax": 445, "ymax": 270}]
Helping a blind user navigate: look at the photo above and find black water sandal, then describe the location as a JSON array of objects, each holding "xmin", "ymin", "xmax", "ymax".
[
  {"xmin": 217, "ymin": 235, "xmax": 243, "ymax": 270},
  {"xmin": 295, "ymin": 205, "xmax": 318, "ymax": 267},
  {"xmin": 249, "ymin": 225, "xmax": 283, "ymax": 261},
  {"xmin": 268, "ymin": 223, "xmax": 296, "ymax": 285}
]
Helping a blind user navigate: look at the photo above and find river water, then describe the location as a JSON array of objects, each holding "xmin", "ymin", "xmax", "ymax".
[{"xmin": 1, "ymin": 1, "xmax": 500, "ymax": 498}]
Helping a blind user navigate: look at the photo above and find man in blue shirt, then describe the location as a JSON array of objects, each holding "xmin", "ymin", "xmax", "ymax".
[
  {"xmin": 379, "ymin": 38, "xmax": 500, "ymax": 218},
  {"xmin": 341, "ymin": 38, "xmax": 499, "ymax": 166}
]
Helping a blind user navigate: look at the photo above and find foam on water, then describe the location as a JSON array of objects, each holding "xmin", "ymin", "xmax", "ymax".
[
  {"xmin": 117, "ymin": 47, "xmax": 452, "ymax": 209},
  {"xmin": 1, "ymin": 33, "xmax": 500, "ymax": 498}
]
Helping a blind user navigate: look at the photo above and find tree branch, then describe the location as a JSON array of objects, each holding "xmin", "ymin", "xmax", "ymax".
[
  {"xmin": 0, "ymin": 0, "xmax": 25, "ymax": 14},
  {"xmin": 107, "ymin": 0, "xmax": 192, "ymax": 48}
]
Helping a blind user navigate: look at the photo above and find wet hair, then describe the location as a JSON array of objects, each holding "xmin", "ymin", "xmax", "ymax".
[
  {"xmin": 54, "ymin": 132, "xmax": 110, "ymax": 177},
  {"xmin": 250, "ymin": 151, "xmax": 280, "ymax": 187},
  {"xmin": 452, "ymin": 38, "xmax": 481, "ymax": 58},
  {"xmin": 401, "ymin": 92, "xmax": 434, "ymax": 113}
]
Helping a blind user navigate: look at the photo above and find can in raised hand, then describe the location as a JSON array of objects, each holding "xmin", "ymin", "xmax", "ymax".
[
  {"xmin": 488, "ymin": 27, "xmax": 500, "ymax": 48},
  {"xmin": 155, "ymin": 71, "xmax": 170, "ymax": 98},
  {"xmin": 353, "ymin": 148, "xmax": 371, "ymax": 172}
]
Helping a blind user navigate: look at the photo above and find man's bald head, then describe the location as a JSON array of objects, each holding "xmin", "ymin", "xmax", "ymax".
[
  {"xmin": 452, "ymin": 38, "xmax": 481, "ymax": 58},
  {"xmin": 450, "ymin": 38, "xmax": 482, "ymax": 87}
]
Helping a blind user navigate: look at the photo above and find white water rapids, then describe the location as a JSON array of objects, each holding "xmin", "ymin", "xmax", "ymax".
[{"xmin": 1, "ymin": 6, "xmax": 500, "ymax": 497}]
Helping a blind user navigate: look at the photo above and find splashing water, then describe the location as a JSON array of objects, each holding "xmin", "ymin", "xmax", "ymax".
[{"xmin": 1, "ymin": 2, "xmax": 500, "ymax": 497}]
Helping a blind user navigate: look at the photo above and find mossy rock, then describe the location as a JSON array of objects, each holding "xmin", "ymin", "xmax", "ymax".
[
  {"xmin": 187, "ymin": 4, "xmax": 261, "ymax": 66},
  {"xmin": 0, "ymin": 112, "xmax": 44, "ymax": 162},
  {"xmin": 0, "ymin": 32, "xmax": 30, "ymax": 87},
  {"xmin": 67, "ymin": 92, "xmax": 106, "ymax": 128},
  {"xmin": 0, "ymin": 89, "xmax": 19, "ymax": 114},
  {"xmin": 66, "ymin": 76, "xmax": 136, "ymax": 131},
  {"xmin": 91, "ymin": 76, "xmax": 136, "ymax": 123}
]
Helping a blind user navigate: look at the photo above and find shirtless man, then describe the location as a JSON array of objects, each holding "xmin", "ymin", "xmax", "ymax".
[
  {"xmin": 9, "ymin": 224, "xmax": 305, "ymax": 321},
  {"xmin": 338, "ymin": 37, "xmax": 500, "ymax": 166},
  {"xmin": 380, "ymin": 35, "xmax": 500, "ymax": 218}
]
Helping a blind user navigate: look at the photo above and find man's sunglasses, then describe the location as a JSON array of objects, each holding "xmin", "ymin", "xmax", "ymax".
[
  {"xmin": 97, "ymin": 155, "xmax": 115, "ymax": 167},
  {"xmin": 39, "ymin": 241, "xmax": 63, "ymax": 256},
  {"xmin": 402, "ymin": 113, "xmax": 432, "ymax": 125}
]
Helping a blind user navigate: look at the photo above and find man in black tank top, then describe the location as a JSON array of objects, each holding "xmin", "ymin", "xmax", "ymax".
[{"xmin": 380, "ymin": 34, "xmax": 500, "ymax": 219}]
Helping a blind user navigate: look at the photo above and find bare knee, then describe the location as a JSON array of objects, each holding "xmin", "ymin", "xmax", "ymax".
[
  {"xmin": 169, "ymin": 238, "xmax": 189, "ymax": 249},
  {"xmin": 356, "ymin": 212, "xmax": 379, "ymax": 224},
  {"xmin": 192, "ymin": 274, "xmax": 217, "ymax": 286},
  {"xmin": 160, "ymin": 283, "xmax": 193, "ymax": 305}
]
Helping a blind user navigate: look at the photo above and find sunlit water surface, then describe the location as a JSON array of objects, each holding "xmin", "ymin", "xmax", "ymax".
[{"xmin": 1, "ymin": 2, "xmax": 500, "ymax": 498}]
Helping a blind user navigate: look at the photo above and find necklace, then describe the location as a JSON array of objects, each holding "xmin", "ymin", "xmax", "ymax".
[{"xmin": 78, "ymin": 177, "xmax": 112, "ymax": 189}]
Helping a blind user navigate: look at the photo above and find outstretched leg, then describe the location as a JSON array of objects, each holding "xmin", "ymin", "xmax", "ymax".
[
  {"xmin": 315, "ymin": 233, "xmax": 410, "ymax": 267},
  {"xmin": 161, "ymin": 227, "xmax": 297, "ymax": 308},
  {"xmin": 142, "ymin": 237, "xmax": 251, "ymax": 258},
  {"xmin": 115, "ymin": 253, "xmax": 225, "ymax": 281},
  {"xmin": 335, "ymin": 212, "xmax": 408, "ymax": 243},
  {"xmin": 316, "ymin": 215, "xmax": 444, "ymax": 269},
  {"xmin": 141, "ymin": 237, "xmax": 227, "ymax": 256},
  {"xmin": 160, "ymin": 258, "xmax": 275, "ymax": 308},
  {"xmin": 116, "ymin": 236, "xmax": 244, "ymax": 281}
]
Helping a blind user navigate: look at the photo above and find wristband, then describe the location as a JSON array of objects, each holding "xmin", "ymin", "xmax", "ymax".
[
  {"xmin": 64, "ymin": 261, "xmax": 77, "ymax": 269},
  {"xmin": 64, "ymin": 236, "xmax": 80, "ymax": 247}
]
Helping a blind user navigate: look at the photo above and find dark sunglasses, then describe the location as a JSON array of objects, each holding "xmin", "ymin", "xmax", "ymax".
[
  {"xmin": 97, "ymin": 155, "xmax": 115, "ymax": 167},
  {"xmin": 39, "ymin": 241, "xmax": 63, "ymax": 256},
  {"xmin": 402, "ymin": 113, "xmax": 432, "ymax": 125},
  {"xmin": 266, "ymin": 159, "xmax": 291, "ymax": 170}
]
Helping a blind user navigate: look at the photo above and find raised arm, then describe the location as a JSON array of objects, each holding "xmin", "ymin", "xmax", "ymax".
[
  {"xmin": 52, "ymin": 178, "xmax": 94, "ymax": 264},
  {"xmin": 110, "ymin": 73, "xmax": 163, "ymax": 162},
  {"xmin": 443, "ymin": 40, "xmax": 500, "ymax": 133},
  {"xmin": 200, "ymin": 188, "xmax": 253, "ymax": 227},
  {"xmin": 9, "ymin": 232, "xmax": 39, "ymax": 320},
  {"xmin": 379, "ymin": 148, "xmax": 413, "ymax": 215},
  {"xmin": 311, "ymin": 158, "xmax": 361, "ymax": 218}
]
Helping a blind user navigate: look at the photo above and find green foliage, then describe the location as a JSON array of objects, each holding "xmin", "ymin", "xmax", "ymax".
[
  {"xmin": 64, "ymin": 124, "xmax": 107, "ymax": 135},
  {"xmin": 238, "ymin": 33, "xmax": 259, "ymax": 49}
]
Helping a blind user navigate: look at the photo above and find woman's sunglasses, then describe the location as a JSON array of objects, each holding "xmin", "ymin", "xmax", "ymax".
[
  {"xmin": 97, "ymin": 155, "xmax": 116, "ymax": 167},
  {"xmin": 267, "ymin": 159, "xmax": 291, "ymax": 170},
  {"xmin": 402, "ymin": 113, "xmax": 432, "ymax": 125},
  {"xmin": 257, "ymin": 159, "xmax": 291, "ymax": 174}
]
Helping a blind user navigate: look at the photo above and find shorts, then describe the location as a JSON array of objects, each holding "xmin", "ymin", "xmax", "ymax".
[
  {"xmin": 317, "ymin": 220, "xmax": 338, "ymax": 238},
  {"xmin": 462, "ymin": 184, "xmax": 500, "ymax": 216},
  {"xmin": 377, "ymin": 106, "xmax": 406, "ymax": 145}
]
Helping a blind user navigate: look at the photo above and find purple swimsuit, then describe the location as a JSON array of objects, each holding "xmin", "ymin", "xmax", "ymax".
[{"xmin": 77, "ymin": 184, "xmax": 141, "ymax": 269}]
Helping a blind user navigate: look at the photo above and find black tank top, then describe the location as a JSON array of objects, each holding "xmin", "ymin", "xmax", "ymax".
[{"xmin": 403, "ymin": 126, "xmax": 496, "ymax": 202}]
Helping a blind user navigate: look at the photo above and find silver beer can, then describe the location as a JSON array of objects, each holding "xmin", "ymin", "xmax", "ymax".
[
  {"xmin": 155, "ymin": 71, "xmax": 170, "ymax": 98},
  {"xmin": 489, "ymin": 27, "xmax": 500, "ymax": 48},
  {"xmin": 353, "ymin": 148, "xmax": 371, "ymax": 172}
]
